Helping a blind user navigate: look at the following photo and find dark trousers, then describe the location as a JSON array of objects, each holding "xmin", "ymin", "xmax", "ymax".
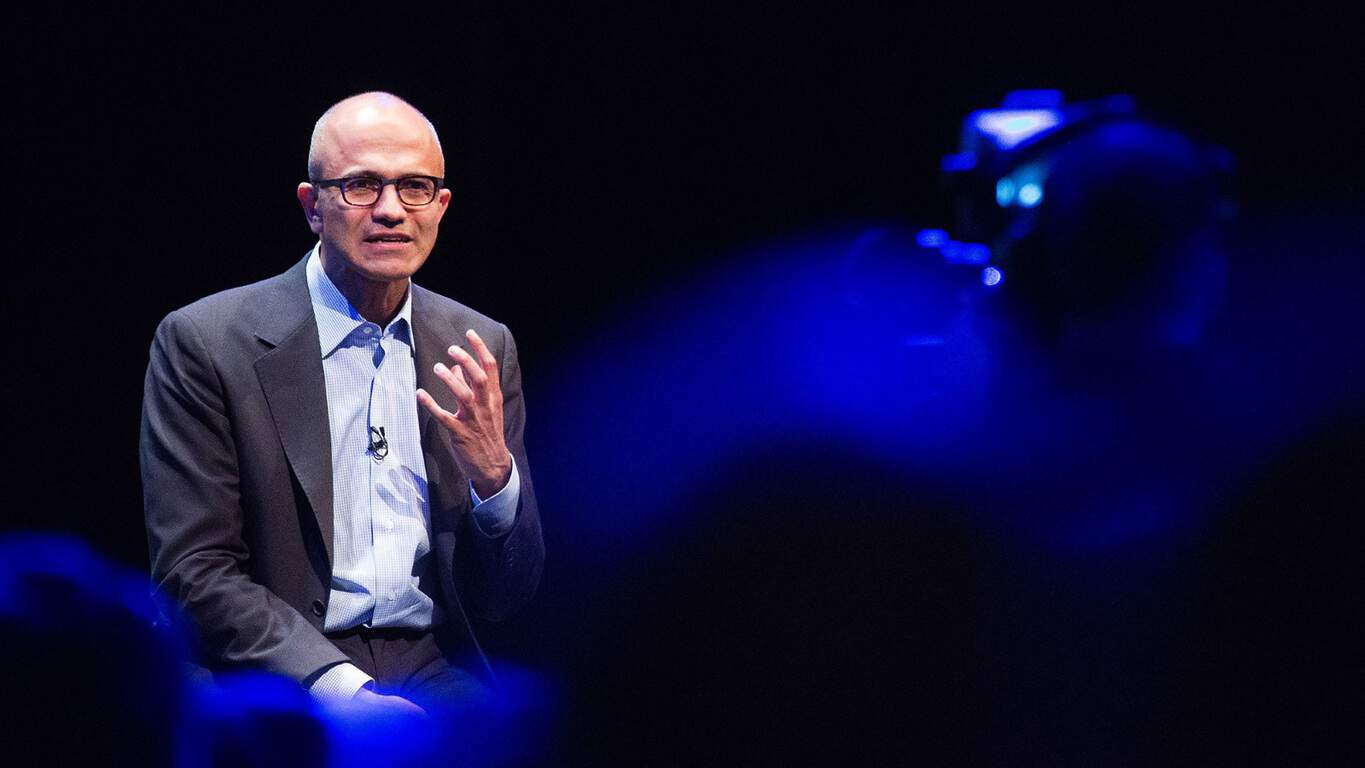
[
  {"xmin": 324, "ymin": 626, "xmax": 492, "ymax": 715},
  {"xmin": 325, "ymin": 627, "xmax": 548, "ymax": 764}
]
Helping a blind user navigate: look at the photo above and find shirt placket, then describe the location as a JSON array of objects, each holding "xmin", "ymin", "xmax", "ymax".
[{"xmin": 365, "ymin": 323, "xmax": 401, "ymax": 623}]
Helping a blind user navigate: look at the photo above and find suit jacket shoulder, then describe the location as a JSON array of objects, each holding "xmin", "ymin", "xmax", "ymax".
[
  {"xmin": 411, "ymin": 283, "xmax": 510, "ymax": 339},
  {"xmin": 161, "ymin": 258, "xmax": 314, "ymax": 350}
]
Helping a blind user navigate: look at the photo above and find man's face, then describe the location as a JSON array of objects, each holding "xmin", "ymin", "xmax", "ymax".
[{"xmin": 298, "ymin": 105, "xmax": 452, "ymax": 286}]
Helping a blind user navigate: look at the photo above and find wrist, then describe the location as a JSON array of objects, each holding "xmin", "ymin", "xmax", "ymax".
[
  {"xmin": 472, "ymin": 455, "xmax": 513, "ymax": 498},
  {"xmin": 308, "ymin": 662, "xmax": 374, "ymax": 704}
]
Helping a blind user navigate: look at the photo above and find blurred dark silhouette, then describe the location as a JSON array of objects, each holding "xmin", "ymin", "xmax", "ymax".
[
  {"xmin": 1185, "ymin": 405, "xmax": 1365, "ymax": 764},
  {"xmin": 1012, "ymin": 119, "xmax": 1228, "ymax": 352},
  {"xmin": 531, "ymin": 88, "xmax": 1365, "ymax": 762},
  {"xmin": 187, "ymin": 673, "xmax": 329, "ymax": 768},
  {"xmin": 1, "ymin": 534, "xmax": 187, "ymax": 766},
  {"xmin": 555, "ymin": 446, "xmax": 998, "ymax": 763}
]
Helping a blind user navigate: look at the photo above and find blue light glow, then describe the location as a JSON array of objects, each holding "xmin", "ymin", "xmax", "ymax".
[
  {"xmin": 533, "ymin": 221, "xmax": 1287, "ymax": 565},
  {"xmin": 916, "ymin": 228, "xmax": 950, "ymax": 248},
  {"xmin": 1001, "ymin": 89, "xmax": 1064, "ymax": 109},
  {"xmin": 973, "ymin": 109, "xmax": 1061, "ymax": 149},
  {"xmin": 904, "ymin": 335, "xmax": 947, "ymax": 347},
  {"xmin": 941, "ymin": 152, "xmax": 976, "ymax": 172},
  {"xmin": 534, "ymin": 227, "xmax": 997, "ymax": 561},
  {"xmin": 941, "ymin": 241, "xmax": 992, "ymax": 265},
  {"xmin": 996, "ymin": 178, "xmax": 1016, "ymax": 207},
  {"xmin": 1017, "ymin": 183, "xmax": 1043, "ymax": 208},
  {"xmin": 963, "ymin": 243, "xmax": 991, "ymax": 264}
]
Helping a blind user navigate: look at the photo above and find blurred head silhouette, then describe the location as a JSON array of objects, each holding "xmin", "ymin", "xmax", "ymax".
[
  {"xmin": 1008, "ymin": 120, "xmax": 1228, "ymax": 356},
  {"xmin": 0, "ymin": 534, "xmax": 187, "ymax": 766}
]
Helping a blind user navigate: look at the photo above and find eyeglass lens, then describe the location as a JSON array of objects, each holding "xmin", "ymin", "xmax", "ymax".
[{"xmin": 342, "ymin": 177, "xmax": 437, "ymax": 206}]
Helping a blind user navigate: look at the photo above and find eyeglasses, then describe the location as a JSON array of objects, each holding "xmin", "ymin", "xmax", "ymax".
[{"xmin": 313, "ymin": 175, "xmax": 444, "ymax": 207}]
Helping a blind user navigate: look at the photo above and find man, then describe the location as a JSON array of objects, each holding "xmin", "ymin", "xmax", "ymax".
[{"xmin": 141, "ymin": 92, "xmax": 543, "ymax": 714}]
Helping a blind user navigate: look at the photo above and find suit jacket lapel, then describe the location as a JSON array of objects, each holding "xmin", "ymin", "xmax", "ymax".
[
  {"xmin": 412, "ymin": 287, "xmax": 470, "ymax": 527},
  {"xmin": 253, "ymin": 257, "xmax": 336, "ymax": 565},
  {"xmin": 411, "ymin": 287, "xmax": 481, "ymax": 644}
]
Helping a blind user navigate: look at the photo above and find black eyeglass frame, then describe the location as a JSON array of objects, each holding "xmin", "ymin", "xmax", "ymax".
[{"xmin": 312, "ymin": 175, "xmax": 446, "ymax": 207}]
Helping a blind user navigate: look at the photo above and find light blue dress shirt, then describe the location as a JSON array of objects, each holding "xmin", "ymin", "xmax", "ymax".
[{"xmin": 303, "ymin": 245, "xmax": 520, "ymax": 701}]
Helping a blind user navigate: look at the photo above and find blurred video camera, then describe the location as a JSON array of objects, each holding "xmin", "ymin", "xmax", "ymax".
[{"xmin": 923, "ymin": 89, "xmax": 1236, "ymax": 342}]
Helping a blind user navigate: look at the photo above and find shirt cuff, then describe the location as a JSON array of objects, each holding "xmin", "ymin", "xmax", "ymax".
[
  {"xmin": 469, "ymin": 453, "xmax": 520, "ymax": 537},
  {"xmin": 307, "ymin": 661, "xmax": 374, "ymax": 704}
]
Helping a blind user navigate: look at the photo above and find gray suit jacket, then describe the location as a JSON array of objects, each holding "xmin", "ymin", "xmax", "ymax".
[{"xmin": 141, "ymin": 254, "xmax": 543, "ymax": 683}]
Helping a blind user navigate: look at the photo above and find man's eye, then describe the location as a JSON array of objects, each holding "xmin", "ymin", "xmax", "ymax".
[
  {"xmin": 398, "ymin": 178, "xmax": 432, "ymax": 192},
  {"xmin": 346, "ymin": 178, "xmax": 383, "ymax": 192}
]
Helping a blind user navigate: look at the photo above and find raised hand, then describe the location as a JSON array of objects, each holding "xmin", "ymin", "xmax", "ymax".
[{"xmin": 416, "ymin": 329, "xmax": 513, "ymax": 498}]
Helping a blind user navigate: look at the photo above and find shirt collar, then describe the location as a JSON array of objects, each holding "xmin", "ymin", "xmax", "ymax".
[{"xmin": 305, "ymin": 242, "xmax": 415, "ymax": 359}]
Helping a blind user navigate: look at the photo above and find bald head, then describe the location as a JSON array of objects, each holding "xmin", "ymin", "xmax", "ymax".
[{"xmin": 307, "ymin": 91, "xmax": 444, "ymax": 180}]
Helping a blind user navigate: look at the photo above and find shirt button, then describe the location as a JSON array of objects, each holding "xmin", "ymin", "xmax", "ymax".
[
  {"xmin": 383, "ymin": 519, "xmax": 394, "ymax": 531},
  {"xmin": 362, "ymin": 326, "xmax": 374, "ymax": 335},
  {"xmin": 311, "ymin": 599, "xmax": 325, "ymax": 617},
  {"xmin": 388, "ymin": 591, "xmax": 398, "ymax": 601}
]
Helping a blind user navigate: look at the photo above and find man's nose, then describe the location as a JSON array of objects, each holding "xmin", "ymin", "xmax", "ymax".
[{"xmin": 371, "ymin": 183, "xmax": 407, "ymax": 223}]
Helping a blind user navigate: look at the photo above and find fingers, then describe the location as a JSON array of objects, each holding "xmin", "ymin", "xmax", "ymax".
[
  {"xmin": 447, "ymin": 344, "xmax": 489, "ymax": 391},
  {"xmin": 446, "ymin": 329, "xmax": 500, "ymax": 396},
  {"xmin": 465, "ymin": 329, "xmax": 500, "ymax": 379},
  {"xmin": 432, "ymin": 362, "xmax": 476, "ymax": 413},
  {"xmin": 422, "ymin": 332, "xmax": 496, "ymax": 428},
  {"xmin": 416, "ymin": 387, "xmax": 459, "ymax": 427}
]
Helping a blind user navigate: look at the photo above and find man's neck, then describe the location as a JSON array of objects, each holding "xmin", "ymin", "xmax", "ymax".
[{"xmin": 320, "ymin": 252, "xmax": 408, "ymax": 326}]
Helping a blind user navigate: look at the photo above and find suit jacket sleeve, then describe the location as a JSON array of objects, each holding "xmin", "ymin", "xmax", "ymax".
[
  {"xmin": 141, "ymin": 309, "xmax": 349, "ymax": 682},
  {"xmin": 455, "ymin": 322, "xmax": 545, "ymax": 623}
]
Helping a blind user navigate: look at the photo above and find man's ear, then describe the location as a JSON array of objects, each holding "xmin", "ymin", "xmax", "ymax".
[
  {"xmin": 297, "ymin": 182, "xmax": 323, "ymax": 234},
  {"xmin": 431, "ymin": 185, "xmax": 453, "ymax": 223}
]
